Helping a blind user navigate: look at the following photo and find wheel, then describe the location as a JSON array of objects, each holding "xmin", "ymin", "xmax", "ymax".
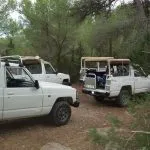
[
  {"xmin": 116, "ymin": 89, "xmax": 131, "ymax": 107},
  {"xmin": 50, "ymin": 101, "xmax": 71, "ymax": 126},
  {"xmin": 94, "ymin": 96, "xmax": 104, "ymax": 102}
]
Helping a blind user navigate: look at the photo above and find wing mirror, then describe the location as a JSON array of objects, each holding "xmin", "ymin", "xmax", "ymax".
[
  {"xmin": 34, "ymin": 80, "xmax": 39, "ymax": 89},
  {"xmin": 55, "ymin": 68, "xmax": 58, "ymax": 74}
]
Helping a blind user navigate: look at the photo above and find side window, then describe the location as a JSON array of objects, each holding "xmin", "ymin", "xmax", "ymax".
[
  {"xmin": 133, "ymin": 65, "xmax": 146, "ymax": 77},
  {"xmin": 112, "ymin": 65, "xmax": 129, "ymax": 76},
  {"xmin": 44, "ymin": 64, "xmax": 55, "ymax": 74},
  {"xmin": 134, "ymin": 70, "xmax": 141, "ymax": 77},
  {"xmin": 134, "ymin": 70, "xmax": 145, "ymax": 77},
  {"xmin": 6, "ymin": 67, "xmax": 34, "ymax": 88}
]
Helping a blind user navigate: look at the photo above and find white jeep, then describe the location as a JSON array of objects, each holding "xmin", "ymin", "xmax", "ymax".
[
  {"xmin": 0, "ymin": 59, "xmax": 79, "ymax": 126},
  {"xmin": 2, "ymin": 56, "xmax": 71, "ymax": 85},
  {"xmin": 82, "ymin": 58, "xmax": 150, "ymax": 107}
]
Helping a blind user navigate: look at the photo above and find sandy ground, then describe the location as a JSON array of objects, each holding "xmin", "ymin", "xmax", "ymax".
[{"xmin": 0, "ymin": 85, "xmax": 132, "ymax": 150}]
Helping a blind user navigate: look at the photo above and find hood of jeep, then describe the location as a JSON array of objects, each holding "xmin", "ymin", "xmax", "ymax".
[
  {"xmin": 39, "ymin": 81, "xmax": 73, "ymax": 90},
  {"xmin": 57, "ymin": 73, "xmax": 70, "ymax": 80}
]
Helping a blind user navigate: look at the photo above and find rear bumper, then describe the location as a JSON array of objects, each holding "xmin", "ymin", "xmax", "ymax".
[{"xmin": 82, "ymin": 88, "xmax": 110, "ymax": 97}]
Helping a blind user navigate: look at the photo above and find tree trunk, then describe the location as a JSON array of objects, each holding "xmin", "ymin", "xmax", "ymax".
[
  {"xmin": 108, "ymin": 0, "xmax": 112, "ymax": 57},
  {"xmin": 108, "ymin": 37, "xmax": 112, "ymax": 56},
  {"xmin": 134, "ymin": 0, "xmax": 146, "ymax": 19}
]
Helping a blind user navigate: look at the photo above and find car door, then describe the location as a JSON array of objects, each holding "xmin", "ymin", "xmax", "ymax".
[
  {"xmin": 3, "ymin": 66, "xmax": 43, "ymax": 120},
  {"xmin": 134, "ymin": 70, "xmax": 149, "ymax": 93},
  {"xmin": 44, "ymin": 63, "xmax": 61, "ymax": 83}
]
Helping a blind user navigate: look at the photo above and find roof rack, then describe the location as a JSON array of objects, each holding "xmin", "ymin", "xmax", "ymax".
[{"xmin": 1, "ymin": 55, "xmax": 23, "ymax": 67}]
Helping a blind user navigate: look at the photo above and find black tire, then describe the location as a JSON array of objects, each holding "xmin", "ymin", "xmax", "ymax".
[
  {"xmin": 116, "ymin": 89, "xmax": 131, "ymax": 107},
  {"xmin": 94, "ymin": 96, "xmax": 104, "ymax": 102},
  {"xmin": 51, "ymin": 101, "xmax": 71, "ymax": 126}
]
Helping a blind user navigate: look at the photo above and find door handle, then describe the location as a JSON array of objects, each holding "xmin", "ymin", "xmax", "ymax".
[{"xmin": 7, "ymin": 92, "xmax": 14, "ymax": 95}]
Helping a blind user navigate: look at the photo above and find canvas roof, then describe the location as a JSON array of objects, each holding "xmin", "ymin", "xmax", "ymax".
[{"xmin": 84, "ymin": 57, "xmax": 114, "ymax": 62}]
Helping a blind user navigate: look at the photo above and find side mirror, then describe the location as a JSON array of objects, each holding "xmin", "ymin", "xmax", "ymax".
[
  {"xmin": 34, "ymin": 80, "xmax": 39, "ymax": 89},
  {"xmin": 55, "ymin": 69, "xmax": 58, "ymax": 74}
]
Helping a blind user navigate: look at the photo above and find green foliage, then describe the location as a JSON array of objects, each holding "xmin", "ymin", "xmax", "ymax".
[
  {"xmin": 22, "ymin": 0, "xmax": 76, "ymax": 67},
  {"xmin": 0, "ymin": 0, "xmax": 16, "ymax": 35},
  {"xmin": 72, "ymin": 0, "xmax": 115, "ymax": 22},
  {"xmin": 106, "ymin": 114, "xmax": 122, "ymax": 128},
  {"xmin": 89, "ymin": 128, "xmax": 109, "ymax": 146},
  {"xmin": 128, "ymin": 93, "xmax": 150, "ymax": 114},
  {"xmin": 89, "ymin": 95, "xmax": 150, "ymax": 149},
  {"xmin": 89, "ymin": 127, "xmax": 125, "ymax": 149},
  {"xmin": 0, "ymin": 0, "xmax": 150, "ymax": 81},
  {"xmin": 126, "ymin": 95, "xmax": 150, "ymax": 149}
]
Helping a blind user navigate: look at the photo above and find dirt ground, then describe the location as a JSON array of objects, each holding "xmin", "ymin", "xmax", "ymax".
[{"xmin": 0, "ymin": 84, "xmax": 132, "ymax": 150}]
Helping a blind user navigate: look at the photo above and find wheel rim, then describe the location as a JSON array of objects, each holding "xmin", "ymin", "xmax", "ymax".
[
  {"xmin": 121, "ymin": 91, "xmax": 130, "ymax": 105},
  {"xmin": 57, "ymin": 105, "xmax": 70, "ymax": 122}
]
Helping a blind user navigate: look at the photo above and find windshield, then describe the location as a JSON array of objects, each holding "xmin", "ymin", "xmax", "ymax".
[
  {"xmin": 85, "ymin": 61, "xmax": 97, "ymax": 68},
  {"xmin": 23, "ymin": 60, "xmax": 42, "ymax": 74},
  {"xmin": 25, "ymin": 63, "xmax": 42, "ymax": 74}
]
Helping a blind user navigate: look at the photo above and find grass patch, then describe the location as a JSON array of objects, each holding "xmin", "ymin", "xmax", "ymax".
[
  {"xmin": 88, "ymin": 94, "xmax": 150, "ymax": 150},
  {"xmin": 89, "ymin": 128, "xmax": 109, "ymax": 146},
  {"xmin": 106, "ymin": 114, "xmax": 122, "ymax": 128}
]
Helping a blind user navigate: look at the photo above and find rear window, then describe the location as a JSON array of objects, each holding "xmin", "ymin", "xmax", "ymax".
[{"xmin": 23, "ymin": 60, "xmax": 42, "ymax": 74}]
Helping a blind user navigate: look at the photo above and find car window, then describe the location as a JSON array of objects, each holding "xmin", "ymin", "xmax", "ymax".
[
  {"xmin": 134, "ymin": 70, "xmax": 145, "ymax": 77},
  {"xmin": 6, "ymin": 67, "xmax": 34, "ymax": 88},
  {"xmin": 24, "ymin": 63, "xmax": 42, "ymax": 74},
  {"xmin": 44, "ymin": 64, "xmax": 55, "ymax": 74},
  {"xmin": 133, "ymin": 66, "xmax": 146, "ymax": 77},
  {"xmin": 111, "ymin": 65, "xmax": 129, "ymax": 76}
]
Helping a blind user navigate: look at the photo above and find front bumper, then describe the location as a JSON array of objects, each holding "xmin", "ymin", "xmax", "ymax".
[{"xmin": 82, "ymin": 88, "xmax": 110, "ymax": 97}]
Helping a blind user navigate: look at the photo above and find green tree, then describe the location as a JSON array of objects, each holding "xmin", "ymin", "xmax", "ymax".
[
  {"xmin": 0, "ymin": 0, "xmax": 16, "ymax": 55},
  {"xmin": 22, "ymin": 0, "xmax": 76, "ymax": 70}
]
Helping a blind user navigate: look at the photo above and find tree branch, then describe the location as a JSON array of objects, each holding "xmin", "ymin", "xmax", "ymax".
[{"xmin": 131, "ymin": 131, "xmax": 150, "ymax": 134}]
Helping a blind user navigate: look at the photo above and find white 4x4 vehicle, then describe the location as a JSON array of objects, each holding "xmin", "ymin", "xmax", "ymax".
[
  {"xmin": 0, "ymin": 59, "xmax": 79, "ymax": 126},
  {"xmin": 82, "ymin": 58, "xmax": 150, "ymax": 107},
  {"xmin": 2, "ymin": 56, "xmax": 71, "ymax": 85}
]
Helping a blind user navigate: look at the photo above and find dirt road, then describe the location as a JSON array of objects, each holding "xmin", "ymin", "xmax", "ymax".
[{"xmin": 0, "ymin": 85, "xmax": 132, "ymax": 150}]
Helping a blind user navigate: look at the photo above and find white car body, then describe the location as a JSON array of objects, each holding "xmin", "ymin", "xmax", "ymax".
[
  {"xmin": 82, "ymin": 58, "xmax": 150, "ymax": 106},
  {"xmin": 1, "ymin": 56, "xmax": 71, "ymax": 85},
  {"xmin": 22, "ymin": 56, "xmax": 71, "ymax": 85},
  {"xmin": 0, "ymin": 61, "xmax": 79, "ymax": 124}
]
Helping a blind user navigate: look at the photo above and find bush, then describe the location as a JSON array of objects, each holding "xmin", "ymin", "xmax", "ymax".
[{"xmin": 89, "ymin": 94, "xmax": 150, "ymax": 150}]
